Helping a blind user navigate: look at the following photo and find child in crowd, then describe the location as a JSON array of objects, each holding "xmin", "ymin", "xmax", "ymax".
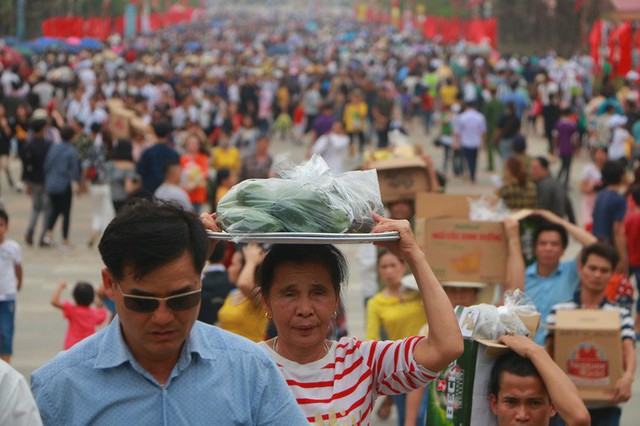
[
  {"xmin": 0, "ymin": 209, "xmax": 22, "ymax": 364},
  {"xmin": 50, "ymin": 281, "xmax": 108, "ymax": 350}
]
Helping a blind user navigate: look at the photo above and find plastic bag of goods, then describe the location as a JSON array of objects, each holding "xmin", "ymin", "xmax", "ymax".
[
  {"xmin": 216, "ymin": 155, "xmax": 384, "ymax": 234},
  {"xmin": 471, "ymin": 290, "xmax": 538, "ymax": 340}
]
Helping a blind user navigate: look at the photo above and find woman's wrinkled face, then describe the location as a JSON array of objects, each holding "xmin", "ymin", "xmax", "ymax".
[{"xmin": 263, "ymin": 262, "xmax": 338, "ymax": 354}]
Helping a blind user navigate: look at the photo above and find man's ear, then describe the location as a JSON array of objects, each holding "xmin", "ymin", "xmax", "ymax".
[
  {"xmin": 548, "ymin": 401, "xmax": 558, "ymax": 419},
  {"xmin": 489, "ymin": 393, "xmax": 498, "ymax": 416},
  {"xmin": 102, "ymin": 268, "xmax": 115, "ymax": 299}
]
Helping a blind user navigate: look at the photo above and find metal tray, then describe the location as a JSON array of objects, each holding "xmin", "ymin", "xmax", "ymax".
[{"xmin": 206, "ymin": 231, "xmax": 400, "ymax": 244}]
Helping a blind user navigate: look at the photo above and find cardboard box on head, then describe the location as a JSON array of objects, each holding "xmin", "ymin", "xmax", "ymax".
[
  {"xmin": 108, "ymin": 107, "xmax": 135, "ymax": 140},
  {"xmin": 368, "ymin": 157, "xmax": 432, "ymax": 203},
  {"xmin": 426, "ymin": 306, "xmax": 540, "ymax": 426},
  {"xmin": 414, "ymin": 193, "xmax": 511, "ymax": 284},
  {"xmin": 551, "ymin": 309, "xmax": 623, "ymax": 404}
]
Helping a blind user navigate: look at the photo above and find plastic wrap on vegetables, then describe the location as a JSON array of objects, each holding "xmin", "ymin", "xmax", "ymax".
[{"xmin": 216, "ymin": 155, "xmax": 384, "ymax": 234}]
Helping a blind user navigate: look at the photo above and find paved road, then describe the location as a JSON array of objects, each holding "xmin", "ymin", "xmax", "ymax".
[{"xmin": 1, "ymin": 119, "xmax": 638, "ymax": 425}]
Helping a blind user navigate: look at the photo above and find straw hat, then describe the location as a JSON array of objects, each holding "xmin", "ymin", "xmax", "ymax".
[{"xmin": 401, "ymin": 275, "xmax": 496, "ymax": 304}]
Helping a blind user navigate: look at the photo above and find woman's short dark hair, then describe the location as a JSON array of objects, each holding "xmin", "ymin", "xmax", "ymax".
[
  {"xmin": 73, "ymin": 282, "xmax": 95, "ymax": 307},
  {"xmin": 260, "ymin": 244, "xmax": 348, "ymax": 298},
  {"xmin": 533, "ymin": 221, "xmax": 569, "ymax": 249},
  {"xmin": 376, "ymin": 249, "xmax": 403, "ymax": 266},
  {"xmin": 489, "ymin": 352, "xmax": 544, "ymax": 397},
  {"xmin": 98, "ymin": 198, "xmax": 208, "ymax": 281}
]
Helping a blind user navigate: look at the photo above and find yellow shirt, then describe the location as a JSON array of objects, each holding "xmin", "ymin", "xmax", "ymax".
[
  {"xmin": 439, "ymin": 85, "xmax": 459, "ymax": 107},
  {"xmin": 365, "ymin": 291, "xmax": 427, "ymax": 341},
  {"xmin": 211, "ymin": 146, "xmax": 241, "ymax": 173},
  {"xmin": 343, "ymin": 102, "xmax": 368, "ymax": 133},
  {"xmin": 217, "ymin": 290, "xmax": 268, "ymax": 342}
]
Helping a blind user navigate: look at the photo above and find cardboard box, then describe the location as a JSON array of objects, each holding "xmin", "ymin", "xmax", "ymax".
[
  {"xmin": 108, "ymin": 107, "xmax": 135, "ymax": 140},
  {"xmin": 415, "ymin": 193, "xmax": 508, "ymax": 284},
  {"xmin": 553, "ymin": 309, "xmax": 623, "ymax": 403},
  {"xmin": 368, "ymin": 157, "xmax": 431, "ymax": 203},
  {"xmin": 426, "ymin": 306, "xmax": 540, "ymax": 426}
]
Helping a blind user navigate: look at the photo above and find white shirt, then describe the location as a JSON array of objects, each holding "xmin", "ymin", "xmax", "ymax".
[
  {"xmin": 0, "ymin": 239, "xmax": 21, "ymax": 300},
  {"xmin": 154, "ymin": 184, "xmax": 194, "ymax": 212},
  {"xmin": 453, "ymin": 108, "xmax": 487, "ymax": 149},
  {"xmin": 0, "ymin": 360, "xmax": 42, "ymax": 426},
  {"xmin": 609, "ymin": 127, "xmax": 630, "ymax": 160},
  {"xmin": 311, "ymin": 132, "xmax": 350, "ymax": 175}
]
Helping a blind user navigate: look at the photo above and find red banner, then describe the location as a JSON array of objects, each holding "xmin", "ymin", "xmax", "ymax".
[
  {"xmin": 421, "ymin": 16, "xmax": 496, "ymax": 48},
  {"xmin": 609, "ymin": 22, "xmax": 633, "ymax": 77},
  {"xmin": 41, "ymin": 8, "xmax": 203, "ymax": 40}
]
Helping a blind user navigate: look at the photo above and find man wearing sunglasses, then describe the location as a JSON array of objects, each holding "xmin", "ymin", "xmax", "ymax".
[{"xmin": 30, "ymin": 199, "xmax": 306, "ymax": 425}]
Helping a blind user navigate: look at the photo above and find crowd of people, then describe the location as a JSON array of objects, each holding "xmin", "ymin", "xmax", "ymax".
[{"xmin": 0, "ymin": 5, "xmax": 639, "ymax": 426}]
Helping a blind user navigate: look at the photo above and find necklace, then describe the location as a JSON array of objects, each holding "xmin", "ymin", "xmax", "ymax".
[{"xmin": 272, "ymin": 336, "xmax": 332, "ymax": 359}]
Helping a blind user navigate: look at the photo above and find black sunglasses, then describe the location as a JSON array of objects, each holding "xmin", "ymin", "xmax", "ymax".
[{"xmin": 115, "ymin": 283, "xmax": 201, "ymax": 313}]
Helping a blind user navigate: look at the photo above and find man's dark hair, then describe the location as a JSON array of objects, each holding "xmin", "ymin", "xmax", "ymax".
[
  {"xmin": 163, "ymin": 158, "xmax": 181, "ymax": 179},
  {"xmin": 580, "ymin": 242, "xmax": 619, "ymax": 270},
  {"xmin": 533, "ymin": 221, "xmax": 569, "ymax": 249},
  {"xmin": 601, "ymin": 160, "xmax": 625, "ymax": 187},
  {"xmin": 98, "ymin": 198, "xmax": 208, "ymax": 281},
  {"xmin": 152, "ymin": 121, "xmax": 173, "ymax": 139},
  {"xmin": 216, "ymin": 168, "xmax": 231, "ymax": 184},
  {"xmin": 260, "ymin": 244, "xmax": 348, "ymax": 299},
  {"xmin": 0, "ymin": 209, "xmax": 8, "ymax": 224},
  {"xmin": 31, "ymin": 119, "xmax": 47, "ymax": 133},
  {"xmin": 90, "ymin": 122, "xmax": 102, "ymax": 134},
  {"xmin": 60, "ymin": 125, "xmax": 76, "ymax": 141},
  {"xmin": 489, "ymin": 352, "xmax": 544, "ymax": 397},
  {"xmin": 512, "ymin": 134, "xmax": 526, "ymax": 154},
  {"xmin": 73, "ymin": 282, "xmax": 95, "ymax": 307},
  {"xmin": 534, "ymin": 156, "xmax": 549, "ymax": 171},
  {"xmin": 208, "ymin": 240, "xmax": 227, "ymax": 263}
]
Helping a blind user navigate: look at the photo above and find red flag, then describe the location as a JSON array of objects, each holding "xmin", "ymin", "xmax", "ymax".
[{"xmin": 589, "ymin": 19, "xmax": 602, "ymax": 68}]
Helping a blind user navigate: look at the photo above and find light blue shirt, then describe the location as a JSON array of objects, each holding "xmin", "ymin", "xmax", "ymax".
[
  {"xmin": 31, "ymin": 318, "xmax": 307, "ymax": 425},
  {"xmin": 525, "ymin": 259, "xmax": 579, "ymax": 345}
]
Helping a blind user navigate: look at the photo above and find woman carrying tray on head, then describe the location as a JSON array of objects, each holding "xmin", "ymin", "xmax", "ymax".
[{"xmin": 200, "ymin": 212, "xmax": 463, "ymax": 424}]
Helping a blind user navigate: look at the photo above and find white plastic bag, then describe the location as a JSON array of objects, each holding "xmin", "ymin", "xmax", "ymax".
[
  {"xmin": 217, "ymin": 155, "xmax": 384, "ymax": 233},
  {"xmin": 472, "ymin": 290, "xmax": 538, "ymax": 340}
]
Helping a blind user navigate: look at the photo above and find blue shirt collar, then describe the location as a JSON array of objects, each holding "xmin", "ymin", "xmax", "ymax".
[
  {"xmin": 526, "ymin": 261, "xmax": 562, "ymax": 278},
  {"xmin": 94, "ymin": 318, "xmax": 217, "ymax": 371}
]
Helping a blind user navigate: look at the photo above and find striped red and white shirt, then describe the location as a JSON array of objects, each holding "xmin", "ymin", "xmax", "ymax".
[{"xmin": 259, "ymin": 336, "xmax": 438, "ymax": 425}]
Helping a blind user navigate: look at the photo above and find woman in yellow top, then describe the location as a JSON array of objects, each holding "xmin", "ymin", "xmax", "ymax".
[
  {"xmin": 439, "ymin": 79, "xmax": 459, "ymax": 108},
  {"xmin": 343, "ymin": 90, "xmax": 369, "ymax": 153},
  {"xmin": 211, "ymin": 131, "xmax": 241, "ymax": 174},
  {"xmin": 217, "ymin": 243, "xmax": 268, "ymax": 342},
  {"xmin": 366, "ymin": 249, "xmax": 427, "ymax": 425}
]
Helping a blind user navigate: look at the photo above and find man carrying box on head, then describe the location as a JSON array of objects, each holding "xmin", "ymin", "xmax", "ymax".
[
  {"xmin": 490, "ymin": 335, "xmax": 590, "ymax": 426},
  {"xmin": 505, "ymin": 209, "xmax": 597, "ymax": 345},
  {"xmin": 545, "ymin": 243, "xmax": 636, "ymax": 425}
]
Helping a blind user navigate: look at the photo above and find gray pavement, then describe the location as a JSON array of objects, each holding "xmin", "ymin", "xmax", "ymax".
[{"xmin": 1, "ymin": 119, "xmax": 638, "ymax": 425}]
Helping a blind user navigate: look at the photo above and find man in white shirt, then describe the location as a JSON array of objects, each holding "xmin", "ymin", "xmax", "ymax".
[
  {"xmin": 453, "ymin": 102, "xmax": 487, "ymax": 183},
  {"xmin": 310, "ymin": 120, "xmax": 350, "ymax": 175},
  {"xmin": 154, "ymin": 159, "xmax": 193, "ymax": 212},
  {"xmin": 0, "ymin": 360, "xmax": 42, "ymax": 426}
]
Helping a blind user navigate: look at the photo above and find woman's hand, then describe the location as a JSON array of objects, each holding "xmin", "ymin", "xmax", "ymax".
[
  {"xmin": 242, "ymin": 243, "xmax": 265, "ymax": 265},
  {"xmin": 199, "ymin": 212, "xmax": 221, "ymax": 257},
  {"xmin": 371, "ymin": 212, "xmax": 420, "ymax": 262}
]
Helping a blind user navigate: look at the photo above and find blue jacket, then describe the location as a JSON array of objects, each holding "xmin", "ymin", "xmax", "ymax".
[{"xmin": 43, "ymin": 141, "xmax": 81, "ymax": 194}]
